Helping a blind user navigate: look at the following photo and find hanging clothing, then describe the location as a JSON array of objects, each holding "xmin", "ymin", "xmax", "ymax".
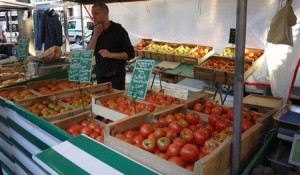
[
  {"xmin": 43, "ymin": 9, "xmax": 63, "ymax": 50},
  {"xmin": 33, "ymin": 10, "xmax": 44, "ymax": 50}
]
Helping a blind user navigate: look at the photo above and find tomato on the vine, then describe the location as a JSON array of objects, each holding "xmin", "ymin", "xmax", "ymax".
[
  {"xmin": 156, "ymin": 137, "xmax": 171, "ymax": 152},
  {"xmin": 141, "ymin": 138, "xmax": 156, "ymax": 153}
]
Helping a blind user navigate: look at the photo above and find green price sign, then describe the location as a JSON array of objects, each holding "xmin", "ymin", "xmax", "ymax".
[
  {"xmin": 229, "ymin": 28, "xmax": 236, "ymax": 44},
  {"xmin": 128, "ymin": 59, "xmax": 155, "ymax": 100},
  {"xmin": 17, "ymin": 38, "xmax": 30, "ymax": 61},
  {"xmin": 69, "ymin": 50, "xmax": 93, "ymax": 82}
]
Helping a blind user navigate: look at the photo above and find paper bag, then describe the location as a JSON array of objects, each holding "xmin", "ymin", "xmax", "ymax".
[
  {"xmin": 267, "ymin": 0, "xmax": 297, "ymax": 46},
  {"xmin": 38, "ymin": 45, "xmax": 62, "ymax": 62}
]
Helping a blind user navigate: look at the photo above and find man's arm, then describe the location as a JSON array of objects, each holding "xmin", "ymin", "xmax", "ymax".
[{"xmin": 98, "ymin": 50, "xmax": 128, "ymax": 60}]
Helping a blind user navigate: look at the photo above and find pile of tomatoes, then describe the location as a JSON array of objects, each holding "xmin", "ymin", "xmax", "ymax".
[
  {"xmin": 101, "ymin": 96, "xmax": 159, "ymax": 116},
  {"xmin": 66, "ymin": 119, "xmax": 105, "ymax": 143},
  {"xmin": 113, "ymin": 111, "xmax": 220, "ymax": 171},
  {"xmin": 144, "ymin": 92, "xmax": 183, "ymax": 107},
  {"xmin": 192, "ymin": 100, "xmax": 263, "ymax": 142}
]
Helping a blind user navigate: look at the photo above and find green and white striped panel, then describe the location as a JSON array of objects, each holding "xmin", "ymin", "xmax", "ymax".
[
  {"xmin": 1, "ymin": 161, "xmax": 15, "ymax": 175},
  {"xmin": 12, "ymin": 145, "xmax": 47, "ymax": 175},
  {"xmin": 33, "ymin": 135, "xmax": 160, "ymax": 175},
  {"xmin": 0, "ymin": 149, "xmax": 15, "ymax": 174},
  {"xmin": 0, "ymin": 114, "xmax": 10, "ymax": 138},
  {"xmin": 0, "ymin": 132, "xmax": 12, "ymax": 157}
]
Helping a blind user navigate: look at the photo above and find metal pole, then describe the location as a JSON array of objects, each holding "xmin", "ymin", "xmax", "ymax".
[
  {"xmin": 9, "ymin": 10, "xmax": 12, "ymax": 43},
  {"xmin": 232, "ymin": 0, "xmax": 247, "ymax": 174},
  {"xmin": 63, "ymin": 4, "xmax": 70, "ymax": 52},
  {"xmin": 80, "ymin": 3, "xmax": 85, "ymax": 49}
]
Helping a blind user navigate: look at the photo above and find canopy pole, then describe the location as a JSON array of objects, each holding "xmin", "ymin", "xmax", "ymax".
[
  {"xmin": 63, "ymin": 4, "xmax": 70, "ymax": 52},
  {"xmin": 80, "ymin": 3, "xmax": 85, "ymax": 49},
  {"xmin": 232, "ymin": 0, "xmax": 247, "ymax": 174}
]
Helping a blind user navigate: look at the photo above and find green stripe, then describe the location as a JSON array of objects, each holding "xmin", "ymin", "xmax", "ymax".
[
  {"xmin": 0, "ymin": 147, "xmax": 14, "ymax": 163},
  {"xmin": 13, "ymin": 157, "xmax": 33, "ymax": 175},
  {"xmin": 0, "ymin": 161, "xmax": 15, "ymax": 175},
  {"xmin": 10, "ymin": 138, "xmax": 32, "ymax": 159},
  {"xmin": 0, "ymin": 131, "xmax": 12, "ymax": 145},
  {"xmin": 35, "ymin": 149, "xmax": 89, "ymax": 175},
  {"xmin": 8, "ymin": 119, "xmax": 49, "ymax": 150},
  {"xmin": 69, "ymin": 136, "xmax": 158, "ymax": 175},
  {"xmin": 0, "ymin": 114, "xmax": 8, "ymax": 125}
]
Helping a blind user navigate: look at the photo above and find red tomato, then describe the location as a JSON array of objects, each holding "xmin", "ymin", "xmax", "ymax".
[
  {"xmin": 211, "ymin": 106, "xmax": 223, "ymax": 116},
  {"xmin": 212, "ymin": 131, "xmax": 228, "ymax": 142},
  {"xmin": 205, "ymin": 101, "xmax": 215, "ymax": 109},
  {"xmin": 168, "ymin": 156, "xmax": 185, "ymax": 168},
  {"xmin": 215, "ymin": 118, "xmax": 232, "ymax": 132},
  {"xmin": 80, "ymin": 120, "xmax": 90, "ymax": 127},
  {"xmin": 175, "ymin": 113, "xmax": 186, "ymax": 120},
  {"xmin": 166, "ymin": 114, "xmax": 176, "ymax": 124},
  {"xmin": 178, "ymin": 119, "xmax": 189, "ymax": 129},
  {"xmin": 173, "ymin": 137, "xmax": 187, "ymax": 148},
  {"xmin": 139, "ymin": 123, "xmax": 153, "ymax": 138},
  {"xmin": 242, "ymin": 111, "xmax": 252, "ymax": 123},
  {"xmin": 193, "ymin": 103, "xmax": 203, "ymax": 112},
  {"xmin": 148, "ymin": 133, "xmax": 159, "ymax": 142},
  {"xmin": 115, "ymin": 133, "xmax": 126, "ymax": 140},
  {"xmin": 197, "ymin": 120, "xmax": 206, "ymax": 128},
  {"xmin": 80, "ymin": 126, "xmax": 93, "ymax": 135},
  {"xmin": 165, "ymin": 129, "xmax": 178, "ymax": 141},
  {"xmin": 151, "ymin": 123, "xmax": 159, "ymax": 131},
  {"xmin": 198, "ymin": 150, "xmax": 208, "ymax": 159},
  {"xmin": 193, "ymin": 129, "xmax": 208, "ymax": 146},
  {"xmin": 145, "ymin": 104, "xmax": 156, "ymax": 112},
  {"xmin": 123, "ymin": 130, "xmax": 137, "ymax": 139},
  {"xmin": 189, "ymin": 124, "xmax": 199, "ymax": 132},
  {"xmin": 132, "ymin": 134, "xmax": 144, "ymax": 145},
  {"xmin": 185, "ymin": 165, "xmax": 194, "ymax": 172},
  {"xmin": 251, "ymin": 111, "xmax": 262, "ymax": 123},
  {"xmin": 156, "ymin": 137, "xmax": 171, "ymax": 152},
  {"xmin": 89, "ymin": 132, "xmax": 99, "ymax": 139},
  {"xmin": 204, "ymin": 124, "xmax": 214, "ymax": 137},
  {"xmin": 169, "ymin": 121, "xmax": 182, "ymax": 134},
  {"xmin": 180, "ymin": 128, "xmax": 194, "ymax": 143},
  {"xmin": 166, "ymin": 96, "xmax": 175, "ymax": 104},
  {"xmin": 95, "ymin": 135, "xmax": 104, "ymax": 143},
  {"xmin": 221, "ymin": 114, "xmax": 233, "ymax": 121},
  {"xmin": 202, "ymin": 140, "xmax": 218, "ymax": 154},
  {"xmin": 208, "ymin": 114, "xmax": 221, "ymax": 126},
  {"xmin": 94, "ymin": 126, "xmax": 103, "ymax": 134},
  {"xmin": 154, "ymin": 128, "xmax": 166, "ymax": 138},
  {"xmin": 123, "ymin": 138, "xmax": 133, "ymax": 144},
  {"xmin": 180, "ymin": 144, "xmax": 199, "ymax": 163},
  {"xmin": 227, "ymin": 109, "xmax": 234, "ymax": 120},
  {"xmin": 157, "ymin": 117, "xmax": 168, "ymax": 127},
  {"xmin": 141, "ymin": 139, "xmax": 156, "ymax": 153},
  {"xmin": 242, "ymin": 121, "xmax": 253, "ymax": 133},
  {"xmin": 166, "ymin": 143, "xmax": 181, "ymax": 157},
  {"xmin": 66, "ymin": 124, "xmax": 82, "ymax": 134},
  {"xmin": 203, "ymin": 107, "xmax": 212, "ymax": 115},
  {"xmin": 186, "ymin": 112, "xmax": 199, "ymax": 125},
  {"xmin": 158, "ymin": 153, "xmax": 169, "ymax": 160}
]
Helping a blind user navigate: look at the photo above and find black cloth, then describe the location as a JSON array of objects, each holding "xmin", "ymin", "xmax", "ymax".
[
  {"xmin": 43, "ymin": 9, "xmax": 63, "ymax": 50},
  {"xmin": 94, "ymin": 21, "xmax": 134, "ymax": 90}
]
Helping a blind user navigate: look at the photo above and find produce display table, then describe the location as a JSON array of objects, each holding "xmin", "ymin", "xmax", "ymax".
[{"xmin": 33, "ymin": 135, "xmax": 159, "ymax": 175}]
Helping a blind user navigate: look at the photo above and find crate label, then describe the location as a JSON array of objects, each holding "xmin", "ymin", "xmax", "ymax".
[
  {"xmin": 69, "ymin": 50, "xmax": 93, "ymax": 83},
  {"xmin": 128, "ymin": 60, "xmax": 154, "ymax": 100},
  {"xmin": 17, "ymin": 38, "xmax": 30, "ymax": 61}
]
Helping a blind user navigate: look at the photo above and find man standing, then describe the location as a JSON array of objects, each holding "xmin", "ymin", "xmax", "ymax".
[
  {"xmin": 1, "ymin": 29, "xmax": 6, "ymax": 43},
  {"xmin": 86, "ymin": 3, "xmax": 134, "ymax": 90}
]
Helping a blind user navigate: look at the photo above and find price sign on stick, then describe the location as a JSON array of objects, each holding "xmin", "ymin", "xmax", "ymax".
[
  {"xmin": 229, "ymin": 28, "xmax": 236, "ymax": 44},
  {"xmin": 69, "ymin": 50, "xmax": 93, "ymax": 82},
  {"xmin": 17, "ymin": 38, "xmax": 30, "ymax": 61},
  {"xmin": 128, "ymin": 59, "xmax": 155, "ymax": 100}
]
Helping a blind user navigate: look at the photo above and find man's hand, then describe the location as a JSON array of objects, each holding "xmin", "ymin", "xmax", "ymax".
[
  {"xmin": 93, "ymin": 23, "xmax": 103, "ymax": 38},
  {"xmin": 99, "ymin": 49, "xmax": 112, "ymax": 58}
]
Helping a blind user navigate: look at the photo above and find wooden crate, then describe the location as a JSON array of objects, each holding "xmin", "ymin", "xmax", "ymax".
[
  {"xmin": 0, "ymin": 72, "xmax": 21, "ymax": 82},
  {"xmin": 16, "ymin": 95, "xmax": 86, "ymax": 122},
  {"xmin": 181, "ymin": 45, "xmax": 214, "ymax": 65},
  {"xmin": 134, "ymin": 38, "xmax": 153, "ymax": 57},
  {"xmin": 243, "ymin": 94, "xmax": 284, "ymax": 111},
  {"xmin": 143, "ymin": 41, "xmax": 171, "ymax": 60},
  {"xmin": 225, "ymin": 59, "xmax": 253, "ymax": 85},
  {"xmin": 27, "ymin": 79, "xmax": 64, "ymax": 95},
  {"xmin": 0, "ymin": 85, "xmax": 39, "ymax": 102},
  {"xmin": 105, "ymin": 105, "xmax": 232, "ymax": 175},
  {"xmin": 81, "ymin": 82, "xmax": 118, "ymax": 97},
  {"xmin": 56, "ymin": 79, "xmax": 94, "ymax": 90},
  {"xmin": 219, "ymin": 47, "xmax": 264, "ymax": 62},
  {"xmin": 194, "ymin": 65, "xmax": 215, "ymax": 82}
]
